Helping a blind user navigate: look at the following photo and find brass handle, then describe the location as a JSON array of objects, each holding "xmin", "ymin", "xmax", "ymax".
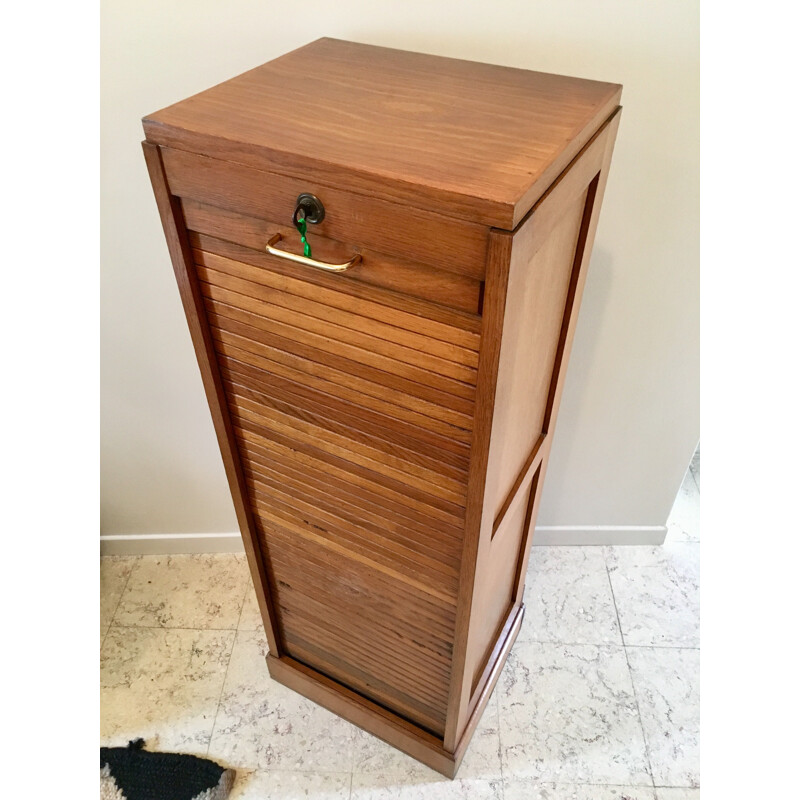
[{"xmin": 266, "ymin": 233, "xmax": 361, "ymax": 272}]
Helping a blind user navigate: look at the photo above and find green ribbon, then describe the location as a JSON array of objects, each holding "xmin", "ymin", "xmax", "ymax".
[{"xmin": 296, "ymin": 215, "xmax": 312, "ymax": 258}]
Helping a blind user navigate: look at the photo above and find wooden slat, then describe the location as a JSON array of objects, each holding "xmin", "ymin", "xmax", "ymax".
[
  {"xmin": 282, "ymin": 622, "xmax": 449, "ymax": 711},
  {"xmin": 221, "ymin": 358, "xmax": 470, "ymax": 469},
  {"xmin": 254, "ymin": 510, "xmax": 458, "ymax": 612},
  {"xmin": 263, "ymin": 531, "xmax": 456, "ymax": 667},
  {"xmin": 237, "ymin": 417, "xmax": 466, "ymax": 518},
  {"xmin": 212, "ymin": 328, "xmax": 474, "ymax": 432},
  {"xmin": 265, "ymin": 555, "xmax": 454, "ymax": 657},
  {"xmin": 263, "ymin": 559, "xmax": 455, "ymax": 658},
  {"xmin": 200, "ymin": 279, "xmax": 477, "ymax": 385},
  {"xmin": 260, "ymin": 511, "xmax": 456, "ymax": 735},
  {"xmin": 218, "ymin": 343, "xmax": 472, "ymax": 442},
  {"xmin": 247, "ymin": 479, "xmax": 460, "ymax": 587},
  {"xmin": 275, "ymin": 596, "xmax": 453, "ymax": 690},
  {"xmin": 284, "ymin": 629, "xmax": 448, "ymax": 721},
  {"xmin": 236, "ymin": 433, "xmax": 465, "ymax": 531},
  {"xmin": 265, "ymin": 533, "xmax": 453, "ymax": 734},
  {"xmin": 225, "ymin": 376, "xmax": 468, "ymax": 481},
  {"xmin": 254, "ymin": 503, "xmax": 458, "ymax": 606},
  {"xmin": 232, "ymin": 399, "xmax": 468, "ymax": 505},
  {"xmin": 279, "ymin": 618, "xmax": 450, "ymax": 710},
  {"xmin": 262, "ymin": 524, "xmax": 456, "ymax": 641},
  {"xmin": 242, "ymin": 457, "xmax": 462, "ymax": 564},
  {"xmin": 206, "ymin": 299, "xmax": 476, "ymax": 403},
  {"xmin": 285, "ymin": 637, "xmax": 446, "ymax": 735},
  {"xmin": 276, "ymin": 595, "xmax": 452, "ymax": 671},
  {"xmin": 191, "ymin": 233, "xmax": 483, "ymax": 338},
  {"xmin": 195, "ymin": 259, "xmax": 479, "ymax": 367},
  {"xmin": 206, "ymin": 305, "xmax": 476, "ymax": 408}
]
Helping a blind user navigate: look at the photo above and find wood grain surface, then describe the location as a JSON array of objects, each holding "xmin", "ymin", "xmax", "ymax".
[
  {"xmin": 194, "ymin": 231, "xmax": 478, "ymax": 733},
  {"xmin": 181, "ymin": 199, "xmax": 483, "ymax": 314},
  {"xmin": 446, "ymin": 109, "xmax": 622, "ymax": 750},
  {"xmin": 142, "ymin": 40, "xmax": 622, "ymax": 776},
  {"xmin": 144, "ymin": 38, "xmax": 621, "ymax": 228}
]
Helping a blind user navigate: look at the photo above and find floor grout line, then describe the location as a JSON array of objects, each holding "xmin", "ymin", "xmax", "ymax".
[
  {"xmin": 101, "ymin": 556, "xmax": 140, "ymax": 652},
  {"xmin": 513, "ymin": 638, "xmax": 698, "ymax": 650},
  {"xmin": 500, "ymin": 776, "xmax": 676, "ymax": 789},
  {"xmin": 603, "ymin": 549, "xmax": 657, "ymax": 790},
  {"xmin": 494, "ymin": 690, "xmax": 505, "ymax": 800},
  {"xmin": 108, "ymin": 623, "xmax": 241, "ymax": 632},
  {"xmin": 205, "ymin": 631, "xmax": 239, "ymax": 758},
  {"xmin": 205, "ymin": 579, "xmax": 249, "ymax": 757},
  {"xmin": 654, "ymin": 783, "xmax": 700, "ymax": 789}
]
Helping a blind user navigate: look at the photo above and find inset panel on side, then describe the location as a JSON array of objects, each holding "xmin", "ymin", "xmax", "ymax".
[
  {"xmin": 469, "ymin": 465, "xmax": 540, "ymax": 691},
  {"xmin": 483, "ymin": 187, "xmax": 590, "ymax": 521}
]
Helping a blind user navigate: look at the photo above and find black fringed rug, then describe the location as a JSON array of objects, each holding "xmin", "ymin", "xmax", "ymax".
[{"xmin": 100, "ymin": 739, "xmax": 236, "ymax": 800}]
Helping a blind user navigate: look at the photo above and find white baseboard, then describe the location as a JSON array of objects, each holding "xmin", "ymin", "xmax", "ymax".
[
  {"xmin": 100, "ymin": 525, "xmax": 666, "ymax": 555},
  {"xmin": 100, "ymin": 532, "xmax": 245, "ymax": 556},
  {"xmin": 533, "ymin": 525, "xmax": 667, "ymax": 545}
]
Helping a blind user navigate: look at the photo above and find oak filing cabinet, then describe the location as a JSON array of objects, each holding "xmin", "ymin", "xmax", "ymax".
[{"xmin": 142, "ymin": 38, "xmax": 621, "ymax": 777}]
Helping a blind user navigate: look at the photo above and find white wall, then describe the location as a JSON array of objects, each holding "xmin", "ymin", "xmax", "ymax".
[{"xmin": 101, "ymin": 0, "xmax": 698, "ymax": 547}]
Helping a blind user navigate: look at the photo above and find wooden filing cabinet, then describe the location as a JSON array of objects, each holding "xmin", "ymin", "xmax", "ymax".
[{"xmin": 142, "ymin": 38, "xmax": 621, "ymax": 777}]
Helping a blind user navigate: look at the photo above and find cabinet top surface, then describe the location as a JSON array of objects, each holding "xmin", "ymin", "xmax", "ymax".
[{"xmin": 144, "ymin": 38, "xmax": 621, "ymax": 228}]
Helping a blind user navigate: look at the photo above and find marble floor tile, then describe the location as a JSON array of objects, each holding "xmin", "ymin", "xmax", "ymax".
[
  {"xmin": 209, "ymin": 631, "xmax": 356, "ymax": 772},
  {"xmin": 100, "ymin": 626, "xmax": 235, "ymax": 755},
  {"xmin": 351, "ymin": 691, "xmax": 501, "ymax": 782},
  {"xmin": 519, "ymin": 546, "xmax": 623, "ymax": 645},
  {"xmin": 504, "ymin": 782, "xmax": 657, "ymax": 800},
  {"xmin": 228, "ymin": 769, "xmax": 351, "ymax": 799},
  {"xmin": 666, "ymin": 472, "xmax": 700, "ymax": 544},
  {"xmin": 237, "ymin": 582, "xmax": 265, "ymax": 632},
  {"xmin": 605, "ymin": 544, "xmax": 699, "ymax": 647},
  {"xmin": 497, "ymin": 642, "xmax": 651, "ymax": 784},
  {"xmin": 627, "ymin": 647, "xmax": 699, "ymax": 789},
  {"xmin": 114, "ymin": 553, "xmax": 251, "ymax": 629},
  {"xmin": 350, "ymin": 728, "xmax": 444, "ymax": 784},
  {"xmin": 656, "ymin": 790, "xmax": 700, "ymax": 800},
  {"xmin": 101, "ymin": 556, "xmax": 138, "ymax": 638},
  {"xmin": 350, "ymin": 773, "xmax": 501, "ymax": 799}
]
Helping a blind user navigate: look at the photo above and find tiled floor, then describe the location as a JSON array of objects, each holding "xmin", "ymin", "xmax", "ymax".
[{"xmin": 100, "ymin": 456, "xmax": 700, "ymax": 799}]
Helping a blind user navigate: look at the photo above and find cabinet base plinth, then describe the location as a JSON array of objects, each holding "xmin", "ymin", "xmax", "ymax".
[{"xmin": 265, "ymin": 604, "xmax": 525, "ymax": 778}]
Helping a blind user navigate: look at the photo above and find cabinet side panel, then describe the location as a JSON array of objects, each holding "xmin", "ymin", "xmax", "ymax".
[
  {"xmin": 465, "ymin": 188, "xmax": 588, "ymax": 692},
  {"xmin": 445, "ymin": 108, "xmax": 622, "ymax": 751},
  {"xmin": 483, "ymin": 189, "xmax": 588, "ymax": 523}
]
